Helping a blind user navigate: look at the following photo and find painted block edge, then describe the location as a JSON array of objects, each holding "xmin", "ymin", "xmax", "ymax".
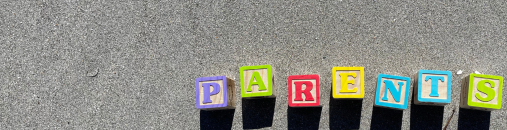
[
  {"xmin": 332, "ymin": 67, "xmax": 365, "ymax": 99},
  {"xmin": 240, "ymin": 65, "xmax": 274, "ymax": 98},
  {"xmin": 288, "ymin": 74, "xmax": 320, "ymax": 107}
]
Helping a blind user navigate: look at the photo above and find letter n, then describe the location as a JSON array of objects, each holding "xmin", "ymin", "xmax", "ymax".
[{"xmin": 382, "ymin": 80, "xmax": 404, "ymax": 102}]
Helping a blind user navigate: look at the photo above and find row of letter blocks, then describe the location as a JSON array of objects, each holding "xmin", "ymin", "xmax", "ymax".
[{"xmin": 196, "ymin": 65, "xmax": 503, "ymax": 111}]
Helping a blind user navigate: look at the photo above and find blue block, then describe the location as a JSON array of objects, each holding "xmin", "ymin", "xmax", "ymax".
[
  {"xmin": 416, "ymin": 70, "xmax": 452, "ymax": 104},
  {"xmin": 375, "ymin": 74, "xmax": 411, "ymax": 110}
]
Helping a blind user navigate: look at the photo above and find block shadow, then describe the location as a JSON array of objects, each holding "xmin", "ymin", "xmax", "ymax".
[
  {"xmin": 457, "ymin": 108, "xmax": 491, "ymax": 130},
  {"xmin": 242, "ymin": 98, "xmax": 276, "ymax": 129},
  {"xmin": 329, "ymin": 91, "xmax": 362, "ymax": 130},
  {"xmin": 200, "ymin": 109, "xmax": 235, "ymax": 130},
  {"xmin": 370, "ymin": 106, "xmax": 403, "ymax": 130},
  {"xmin": 409, "ymin": 104, "xmax": 444, "ymax": 130},
  {"xmin": 287, "ymin": 106, "xmax": 322, "ymax": 130}
]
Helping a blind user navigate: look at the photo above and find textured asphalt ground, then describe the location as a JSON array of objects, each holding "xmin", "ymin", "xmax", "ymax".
[{"xmin": 1, "ymin": 0, "xmax": 507, "ymax": 129}]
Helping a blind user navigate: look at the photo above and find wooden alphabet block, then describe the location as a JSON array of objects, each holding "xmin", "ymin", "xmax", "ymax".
[
  {"xmin": 288, "ymin": 75, "xmax": 320, "ymax": 107},
  {"xmin": 195, "ymin": 76, "xmax": 235, "ymax": 110},
  {"xmin": 414, "ymin": 70, "xmax": 452, "ymax": 105},
  {"xmin": 374, "ymin": 74, "xmax": 411, "ymax": 110},
  {"xmin": 240, "ymin": 65, "xmax": 275, "ymax": 98},
  {"xmin": 332, "ymin": 67, "xmax": 365, "ymax": 99},
  {"xmin": 460, "ymin": 73, "xmax": 503, "ymax": 111}
]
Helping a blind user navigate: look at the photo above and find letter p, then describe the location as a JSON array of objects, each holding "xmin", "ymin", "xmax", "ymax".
[{"xmin": 202, "ymin": 82, "xmax": 221, "ymax": 104}]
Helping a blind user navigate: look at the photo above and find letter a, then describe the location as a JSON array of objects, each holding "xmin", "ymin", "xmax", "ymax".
[
  {"xmin": 382, "ymin": 80, "xmax": 404, "ymax": 102},
  {"xmin": 294, "ymin": 81, "xmax": 314, "ymax": 101},
  {"xmin": 246, "ymin": 71, "xmax": 267, "ymax": 92},
  {"xmin": 202, "ymin": 82, "xmax": 220, "ymax": 103}
]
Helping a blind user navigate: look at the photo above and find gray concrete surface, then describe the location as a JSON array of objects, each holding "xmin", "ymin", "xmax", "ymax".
[{"xmin": 1, "ymin": 0, "xmax": 506, "ymax": 129}]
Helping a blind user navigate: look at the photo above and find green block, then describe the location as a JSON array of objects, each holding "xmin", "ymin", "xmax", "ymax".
[
  {"xmin": 460, "ymin": 73, "xmax": 503, "ymax": 110},
  {"xmin": 240, "ymin": 65, "xmax": 275, "ymax": 98}
]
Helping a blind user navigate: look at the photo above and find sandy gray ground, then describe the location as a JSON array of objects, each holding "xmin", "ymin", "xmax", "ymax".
[{"xmin": 1, "ymin": 0, "xmax": 507, "ymax": 129}]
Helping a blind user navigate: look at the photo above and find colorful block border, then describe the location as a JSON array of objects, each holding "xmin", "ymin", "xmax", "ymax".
[
  {"xmin": 375, "ymin": 74, "xmax": 411, "ymax": 110},
  {"xmin": 332, "ymin": 67, "xmax": 365, "ymax": 98},
  {"xmin": 288, "ymin": 75, "xmax": 320, "ymax": 107},
  {"xmin": 417, "ymin": 70, "xmax": 452, "ymax": 103},
  {"xmin": 195, "ymin": 76, "xmax": 228, "ymax": 109},
  {"xmin": 240, "ymin": 65, "xmax": 273, "ymax": 97},
  {"xmin": 467, "ymin": 73, "xmax": 503, "ymax": 109}
]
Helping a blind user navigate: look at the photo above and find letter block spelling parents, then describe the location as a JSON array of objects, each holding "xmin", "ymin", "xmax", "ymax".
[
  {"xmin": 460, "ymin": 73, "xmax": 503, "ymax": 111},
  {"xmin": 240, "ymin": 65, "xmax": 276, "ymax": 98},
  {"xmin": 196, "ymin": 76, "xmax": 235, "ymax": 110},
  {"xmin": 333, "ymin": 67, "xmax": 365, "ymax": 99},
  {"xmin": 414, "ymin": 70, "xmax": 452, "ymax": 105},
  {"xmin": 374, "ymin": 74, "xmax": 411, "ymax": 110},
  {"xmin": 288, "ymin": 75, "xmax": 320, "ymax": 107}
]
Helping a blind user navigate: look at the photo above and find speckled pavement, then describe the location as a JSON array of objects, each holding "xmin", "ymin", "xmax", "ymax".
[{"xmin": 1, "ymin": 0, "xmax": 506, "ymax": 129}]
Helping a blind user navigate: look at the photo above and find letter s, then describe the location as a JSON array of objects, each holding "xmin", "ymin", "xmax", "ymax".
[{"xmin": 475, "ymin": 80, "xmax": 496, "ymax": 102}]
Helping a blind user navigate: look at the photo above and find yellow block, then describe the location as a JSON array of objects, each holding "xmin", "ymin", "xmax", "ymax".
[{"xmin": 332, "ymin": 67, "xmax": 365, "ymax": 98}]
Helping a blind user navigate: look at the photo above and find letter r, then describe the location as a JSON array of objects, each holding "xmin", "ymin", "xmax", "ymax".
[{"xmin": 294, "ymin": 81, "xmax": 314, "ymax": 101}]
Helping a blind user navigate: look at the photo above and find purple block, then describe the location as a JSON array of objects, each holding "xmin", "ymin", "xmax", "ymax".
[{"xmin": 196, "ymin": 76, "xmax": 228, "ymax": 109}]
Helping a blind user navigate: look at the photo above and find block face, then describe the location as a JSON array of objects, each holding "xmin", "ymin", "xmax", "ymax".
[
  {"xmin": 332, "ymin": 67, "xmax": 365, "ymax": 98},
  {"xmin": 375, "ymin": 74, "xmax": 411, "ymax": 110},
  {"xmin": 240, "ymin": 65, "xmax": 273, "ymax": 97},
  {"xmin": 288, "ymin": 75, "xmax": 320, "ymax": 107},
  {"xmin": 417, "ymin": 70, "xmax": 452, "ymax": 104},
  {"xmin": 467, "ymin": 74, "xmax": 503, "ymax": 109},
  {"xmin": 196, "ymin": 76, "xmax": 228, "ymax": 109}
]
